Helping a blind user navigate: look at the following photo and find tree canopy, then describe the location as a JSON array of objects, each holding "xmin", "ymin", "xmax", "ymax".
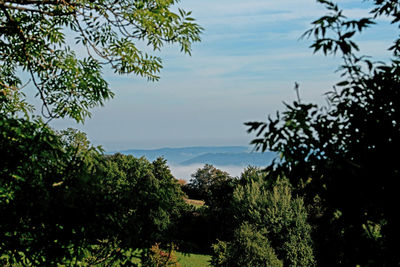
[
  {"xmin": 246, "ymin": 0, "xmax": 400, "ymax": 265},
  {"xmin": 0, "ymin": 0, "xmax": 202, "ymax": 122},
  {"xmin": 0, "ymin": 125, "xmax": 188, "ymax": 265},
  {"xmin": 211, "ymin": 171, "xmax": 314, "ymax": 267}
]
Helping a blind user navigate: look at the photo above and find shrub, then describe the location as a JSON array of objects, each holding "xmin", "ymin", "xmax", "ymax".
[
  {"xmin": 212, "ymin": 175, "xmax": 315, "ymax": 267},
  {"xmin": 143, "ymin": 243, "xmax": 179, "ymax": 267},
  {"xmin": 211, "ymin": 223, "xmax": 282, "ymax": 267}
]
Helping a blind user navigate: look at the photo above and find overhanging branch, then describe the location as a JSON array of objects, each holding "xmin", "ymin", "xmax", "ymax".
[{"xmin": 0, "ymin": 0, "xmax": 75, "ymax": 16}]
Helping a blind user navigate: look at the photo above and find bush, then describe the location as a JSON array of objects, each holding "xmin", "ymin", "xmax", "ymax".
[
  {"xmin": 143, "ymin": 243, "xmax": 179, "ymax": 267},
  {"xmin": 212, "ymin": 175, "xmax": 315, "ymax": 267},
  {"xmin": 211, "ymin": 223, "xmax": 282, "ymax": 267}
]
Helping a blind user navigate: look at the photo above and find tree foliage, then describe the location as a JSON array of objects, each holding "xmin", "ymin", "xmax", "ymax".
[
  {"xmin": 0, "ymin": 120, "xmax": 187, "ymax": 265},
  {"xmin": 212, "ymin": 223, "xmax": 283, "ymax": 267},
  {"xmin": 212, "ymin": 174, "xmax": 314, "ymax": 267},
  {"xmin": 0, "ymin": 0, "xmax": 202, "ymax": 122},
  {"xmin": 246, "ymin": 0, "xmax": 400, "ymax": 265},
  {"xmin": 177, "ymin": 165, "xmax": 237, "ymax": 254},
  {"xmin": 98, "ymin": 154, "xmax": 186, "ymax": 249},
  {"xmin": 0, "ymin": 1, "xmax": 201, "ymax": 264},
  {"xmin": 0, "ymin": 119, "xmax": 104, "ymax": 265},
  {"xmin": 184, "ymin": 164, "xmax": 234, "ymax": 205}
]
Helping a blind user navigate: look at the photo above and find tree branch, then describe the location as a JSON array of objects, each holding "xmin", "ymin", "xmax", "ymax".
[{"xmin": 0, "ymin": 0, "xmax": 75, "ymax": 16}]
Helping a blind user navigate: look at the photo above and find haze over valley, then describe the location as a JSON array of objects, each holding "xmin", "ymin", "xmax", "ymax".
[{"xmin": 115, "ymin": 146, "xmax": 276, "ymax": 180}]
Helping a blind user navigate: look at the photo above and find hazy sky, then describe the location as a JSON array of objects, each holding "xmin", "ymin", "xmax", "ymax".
[{"xmin": 48, "ymin": 0, "xmax": 395, "ymax": 151}]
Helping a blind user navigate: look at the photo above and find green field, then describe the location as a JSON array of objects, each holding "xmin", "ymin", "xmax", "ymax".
[
  {"xmin": 176, "ymin": 252, "xmax": 211, "ymax": 267},
  {"xmin": 119, "ymin": 249, "xmax": 211, "ymax": 267},
  {"xmin": 184, "ymin": 198, "xmax": 205, "ymax": 208}
]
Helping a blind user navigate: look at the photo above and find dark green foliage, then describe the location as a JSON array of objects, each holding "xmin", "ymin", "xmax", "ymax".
[
  {"xmin": 0, "ymin": 116, "xmax": 103, "ymax": 265},
  {"xmin": 246, "ymin": 0, "xmax": 400, "ymax": 265},
  {"xmin": 212, "ymin": 223, "xmax": 283, "ymax": 267},
  {"xmin": 179, "ymin": 164, "xmax": 238, "ymax": 253},
  {"xmin": 172, "ymin": 204, "xmax": 213, "ymax": 254},
  {"xmin": 183, "ymin": 164, "xmax": 233, "ymax": 204},
  {"xmin": 97, "ymin": 154, "xmax": 186, "ymax": 249},
  {"xmin": 212, "ymin": 174, "xmax": 314, "ymax": 267},
  {"xmin": 235, "ymin": 178, "xmax": 315, "ymax": 266},
  {"xmin": 0, "ymin": 117, "xmax": 186, "ymax": 265},
  {"xmin": 183, "ymin": 164, "xmax": 237, "ymax": 242}
]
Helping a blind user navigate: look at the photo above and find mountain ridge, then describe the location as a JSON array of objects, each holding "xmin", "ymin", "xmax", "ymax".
[
  {"xmin": 179, "ymin": 151, "xmax": 276, "ymax": 166},
  {"xmin": 113, "ymin": 146, "xmax": 276, "ymax": 167}
]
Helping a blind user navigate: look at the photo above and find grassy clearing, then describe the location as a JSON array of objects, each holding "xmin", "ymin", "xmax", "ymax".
[
  {"xmin": 110, "ymin": 249, "xmax": 211, "ymax": 267},
  {"xmin": 184, "ymin": 198, "xmax": 205, "ymax": 208},
  {"xmin": 176, "ymin": 252, "xmax": 211, "ymax": 267}
]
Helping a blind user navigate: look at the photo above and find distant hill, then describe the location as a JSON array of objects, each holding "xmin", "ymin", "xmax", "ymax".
[
  {"xmin": 115, "ymin": 146, "xmax": 276, "ymax": 167},
  {"xmin": 180, "ymin": 152, "xmax": 276, "ymax": 166}
]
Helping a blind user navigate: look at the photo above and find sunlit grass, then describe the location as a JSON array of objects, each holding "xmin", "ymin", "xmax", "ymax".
[
  {"xmin": 184, "ymin": 198, "xmax": 205, "ymax": 208},
  {"xmin": 176, "ymin": 252, "xmax": 211, "ymax": 267}
]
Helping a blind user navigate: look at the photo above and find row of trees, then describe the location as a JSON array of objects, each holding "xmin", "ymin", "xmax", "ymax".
[
  {"xmin": 181, "ymin": 164, "xmax": 314, "ymax": 266},
  {"xmin": 2, "ymin": 119, "xmax": 314, "ymax": 266},
  {"xmin": 1, "ymin": 123, "xmax": 188, "ymax": 264}
]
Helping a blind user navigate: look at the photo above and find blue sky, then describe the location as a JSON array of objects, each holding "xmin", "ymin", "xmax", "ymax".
[{"xmin": 49, "ymin": 0, "xmax": 396, "ymax": 151}]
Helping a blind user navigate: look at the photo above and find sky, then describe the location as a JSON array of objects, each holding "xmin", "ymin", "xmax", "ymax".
[{"xmin": 48, "ymin": 0, "xmax": 396, "ymax": 151}]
